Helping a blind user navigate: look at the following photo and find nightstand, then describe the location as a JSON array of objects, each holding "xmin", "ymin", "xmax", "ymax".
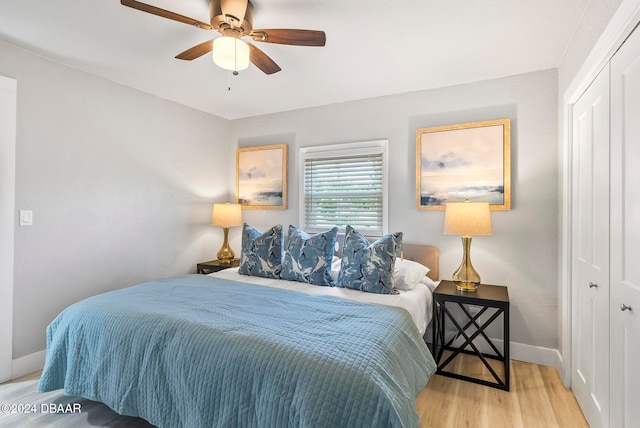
[
  {"xmin": 196, "ymin": 258, "xmax": 240, "ymax": 274},
  {"xmin": 431, "ymin": 280, "xmax": 510, "ymax": 391}
]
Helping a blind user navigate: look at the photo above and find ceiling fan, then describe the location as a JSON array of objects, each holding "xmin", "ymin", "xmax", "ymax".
[{"xmin": 120, "ymin": 0, "xmax": 326, "ymax": 75}]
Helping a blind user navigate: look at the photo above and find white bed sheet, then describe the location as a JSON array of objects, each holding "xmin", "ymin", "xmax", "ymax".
[{"xmin": 209, "ymin": 268, "xmax": 435, "ymax": 336}]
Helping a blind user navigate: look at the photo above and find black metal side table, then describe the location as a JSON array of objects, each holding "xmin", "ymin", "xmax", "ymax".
[
  {"xmin": 196, "ymin": 258, "xmax": 240, "ymax": 274},
  {"xmin": 432, "ymin": 280, "xmax": 510, "ymax": 391}
]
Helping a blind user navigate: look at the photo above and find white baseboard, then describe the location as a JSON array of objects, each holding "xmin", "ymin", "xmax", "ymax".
[
  {"xmin": 11, "ymin": 350, "xmax": 45, "ymax": 380},
  {"xmin": 511, "ymin": 341, "xmax": 562, "ymax": 370},
  {"xmin": 446, "ymin": 334, "xmax": 561, "ymax": 369}
]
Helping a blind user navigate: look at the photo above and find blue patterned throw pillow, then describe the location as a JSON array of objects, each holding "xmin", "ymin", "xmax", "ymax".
[
  {"xmin": 238, "ymin": 223, "xmax": 283, "ymax": 279},
  {"xmin": 336, "ymin": 225, "xmax": 403, "ymax": 294},
  {"xmin": 280, "ymin": 226, "xmax": 338, "ymax": 286}
]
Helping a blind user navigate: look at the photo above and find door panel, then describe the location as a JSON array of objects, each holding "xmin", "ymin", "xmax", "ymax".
[
  {"xmin": 571, "ymin": 64, "xmax": 610, "ymax": 428},
  {"xmin": 610, "ymin": 25, "xmax": 640, "ymax": 428},
  {"xmin": 0, "ymin": 76, "xmax": 16, "ymax": 383}
]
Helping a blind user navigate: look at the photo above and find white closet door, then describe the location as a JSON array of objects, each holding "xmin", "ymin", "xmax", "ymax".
[
  {"xmin": 571, "ymin": 64, "xmax": 610, "ymax": 428},
  {"xmin": 610, "ymin": 26, "xmax": 640, "ymax": 428}
]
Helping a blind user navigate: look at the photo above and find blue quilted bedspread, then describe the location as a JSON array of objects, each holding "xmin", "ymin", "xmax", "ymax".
[{"xmin": 38, "ymin": 275, "xmax": 435, "ymax": 427}]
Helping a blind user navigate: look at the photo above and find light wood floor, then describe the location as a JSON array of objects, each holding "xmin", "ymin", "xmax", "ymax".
[
  {"xmin": 418, "ymin": 354, "xmax": 588, "ymax": 427},
  {"xmin": 1, "ymin": 358, "xmax": 587, "ymax": 427}
]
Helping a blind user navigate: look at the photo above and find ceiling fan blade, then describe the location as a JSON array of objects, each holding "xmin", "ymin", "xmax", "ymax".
[
  {"xmin": 175, "ymin": 40, "xmax": 214, "ymax": 60},
  {"xmin": 248, "ymin": 43, "xmax": 281, "ymax": 75},
  {"xmin": 121, "ymin": 0, "xmax": 212, "ymax": 30},
  {"xmin": 250, "ymin": 29, "xmax": 326, "ymax": 46}
]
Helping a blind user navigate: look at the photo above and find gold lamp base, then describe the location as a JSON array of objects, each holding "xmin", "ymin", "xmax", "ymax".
[
  {"xmin": 452, "ymin": 236, "xmax": 481, "ymax": 292},
  {"xmin": 216, "ymin": 226, "xmax": 235, "ymax": 262},
  {"xmin": 454, "ymin": 281, "xmax": 479, "ymax": 292}
]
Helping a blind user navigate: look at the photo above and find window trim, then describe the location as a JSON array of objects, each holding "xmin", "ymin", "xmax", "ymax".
[{"xmin": 298, "ymin": 140, "xmax": 389, "ymax": 236}]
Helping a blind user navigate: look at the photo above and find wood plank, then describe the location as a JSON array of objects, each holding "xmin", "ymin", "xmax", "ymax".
[
  {"xmin": 538, "ymin": 364, "xmax": 590, "ymax": 428},
  {"xmin": 418, "ymin": 356, "xmax": 588, "ymax": 428}
]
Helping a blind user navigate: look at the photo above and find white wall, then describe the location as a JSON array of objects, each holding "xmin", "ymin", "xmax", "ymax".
[
  {"xmin": 557, "ymin": 0, "xmax": 623, "ymax": 95},
  {"xmin": 0, "ymin": 41, "xmax": 231, "ymax": 359},
  {"xmin": 230, "ymin": 70, "xmax": 559, "ymax": 351},
  {"xmin": 0, "ymin": 38, "xmax": 567, "ymax": 360}
]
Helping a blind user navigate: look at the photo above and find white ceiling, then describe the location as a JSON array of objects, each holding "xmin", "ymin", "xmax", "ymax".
[{"xmin": 0, "ymin": 0, "xmax": 588, "ymax": 119}]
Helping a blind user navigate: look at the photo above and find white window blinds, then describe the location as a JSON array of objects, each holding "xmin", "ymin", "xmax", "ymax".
[{"xmin": 299, "ymin": 141, "xmax": 388, "ymax": 236}]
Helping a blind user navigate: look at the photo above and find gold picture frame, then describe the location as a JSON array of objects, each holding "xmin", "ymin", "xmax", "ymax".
[
  {"xmin": 416, "ymin": 119, "xmax": 511, "ymax": 210},
  {"xmin": 236, "ymin": 144, "xmax": 288, "ymax": 210}
]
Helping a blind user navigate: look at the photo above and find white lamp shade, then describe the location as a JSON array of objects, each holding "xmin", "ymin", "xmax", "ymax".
[
  {"xmin": 212, "ymin": 37, "xmax": 250, "ymax": 71},
  {"xmin": 444, "ymin": 201, "xmax": 492, "ymax": 236},
  {"xmin": 211, "ymin": 203, "xmax": 243, "ymax": 227}
]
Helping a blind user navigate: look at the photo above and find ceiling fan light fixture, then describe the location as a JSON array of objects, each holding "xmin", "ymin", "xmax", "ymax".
[{"xmin": 212, "ymin": 37, "xmax": 250, "ymax": 71}]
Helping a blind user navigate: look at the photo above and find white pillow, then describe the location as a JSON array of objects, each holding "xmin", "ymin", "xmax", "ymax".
[
  {"xmin": 419, "ymin": 276, "xmax": 440, "ymax": 292},
  {"xmin": 331, "ymin": 256, "xmax": 341, "ymax": 282},
  {"xmin": 394, "ymin": 259, "xmax": 430, "ymax": 291}
]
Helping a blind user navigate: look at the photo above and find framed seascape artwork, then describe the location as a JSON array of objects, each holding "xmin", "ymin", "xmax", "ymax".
[
  {"xmin": 416, "ymin": 119, "xmax": 511, "ymax": 210},
  {"xmin": 236, "ymin": 144, "xmax": 288, "ymax": 210}
]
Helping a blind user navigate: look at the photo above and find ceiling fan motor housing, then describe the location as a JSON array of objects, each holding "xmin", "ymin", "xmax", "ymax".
[{"xmin": 210, "ymin": 0, "xmax": 254, "ymax": 36}]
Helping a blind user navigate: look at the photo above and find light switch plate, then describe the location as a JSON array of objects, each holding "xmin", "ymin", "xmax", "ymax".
[{"xmin": 19, "ymin": 210, "xmax": 33, "ymax": 226}]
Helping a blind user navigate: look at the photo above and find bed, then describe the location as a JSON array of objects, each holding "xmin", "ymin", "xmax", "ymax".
[{"xmin": 37, "ymin": 227, "xmax": 439, "ymax": 428}]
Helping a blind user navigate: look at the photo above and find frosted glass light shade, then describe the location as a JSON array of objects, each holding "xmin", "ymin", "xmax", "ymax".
[
  {"xmin": 212, "ymin": 37, "xmax": 250, "ymax": 71},
  {"xmin": 211, "ymin": 203, "xmax": 243, "ymax": 227}
]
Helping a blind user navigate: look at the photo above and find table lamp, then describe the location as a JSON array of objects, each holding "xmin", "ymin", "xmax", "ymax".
[
  {"xmin": 211, "ymin": 202, "xmax": 243, "ymax": 262},
  {"xmin": 444, "ymin": 201, "xmax": 492, "ymax": 291}
]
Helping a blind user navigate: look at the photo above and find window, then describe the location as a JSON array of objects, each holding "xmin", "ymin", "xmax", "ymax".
[{"xmin": 299, "ymin": 140, "xmax": 388, "ymax": 236}]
